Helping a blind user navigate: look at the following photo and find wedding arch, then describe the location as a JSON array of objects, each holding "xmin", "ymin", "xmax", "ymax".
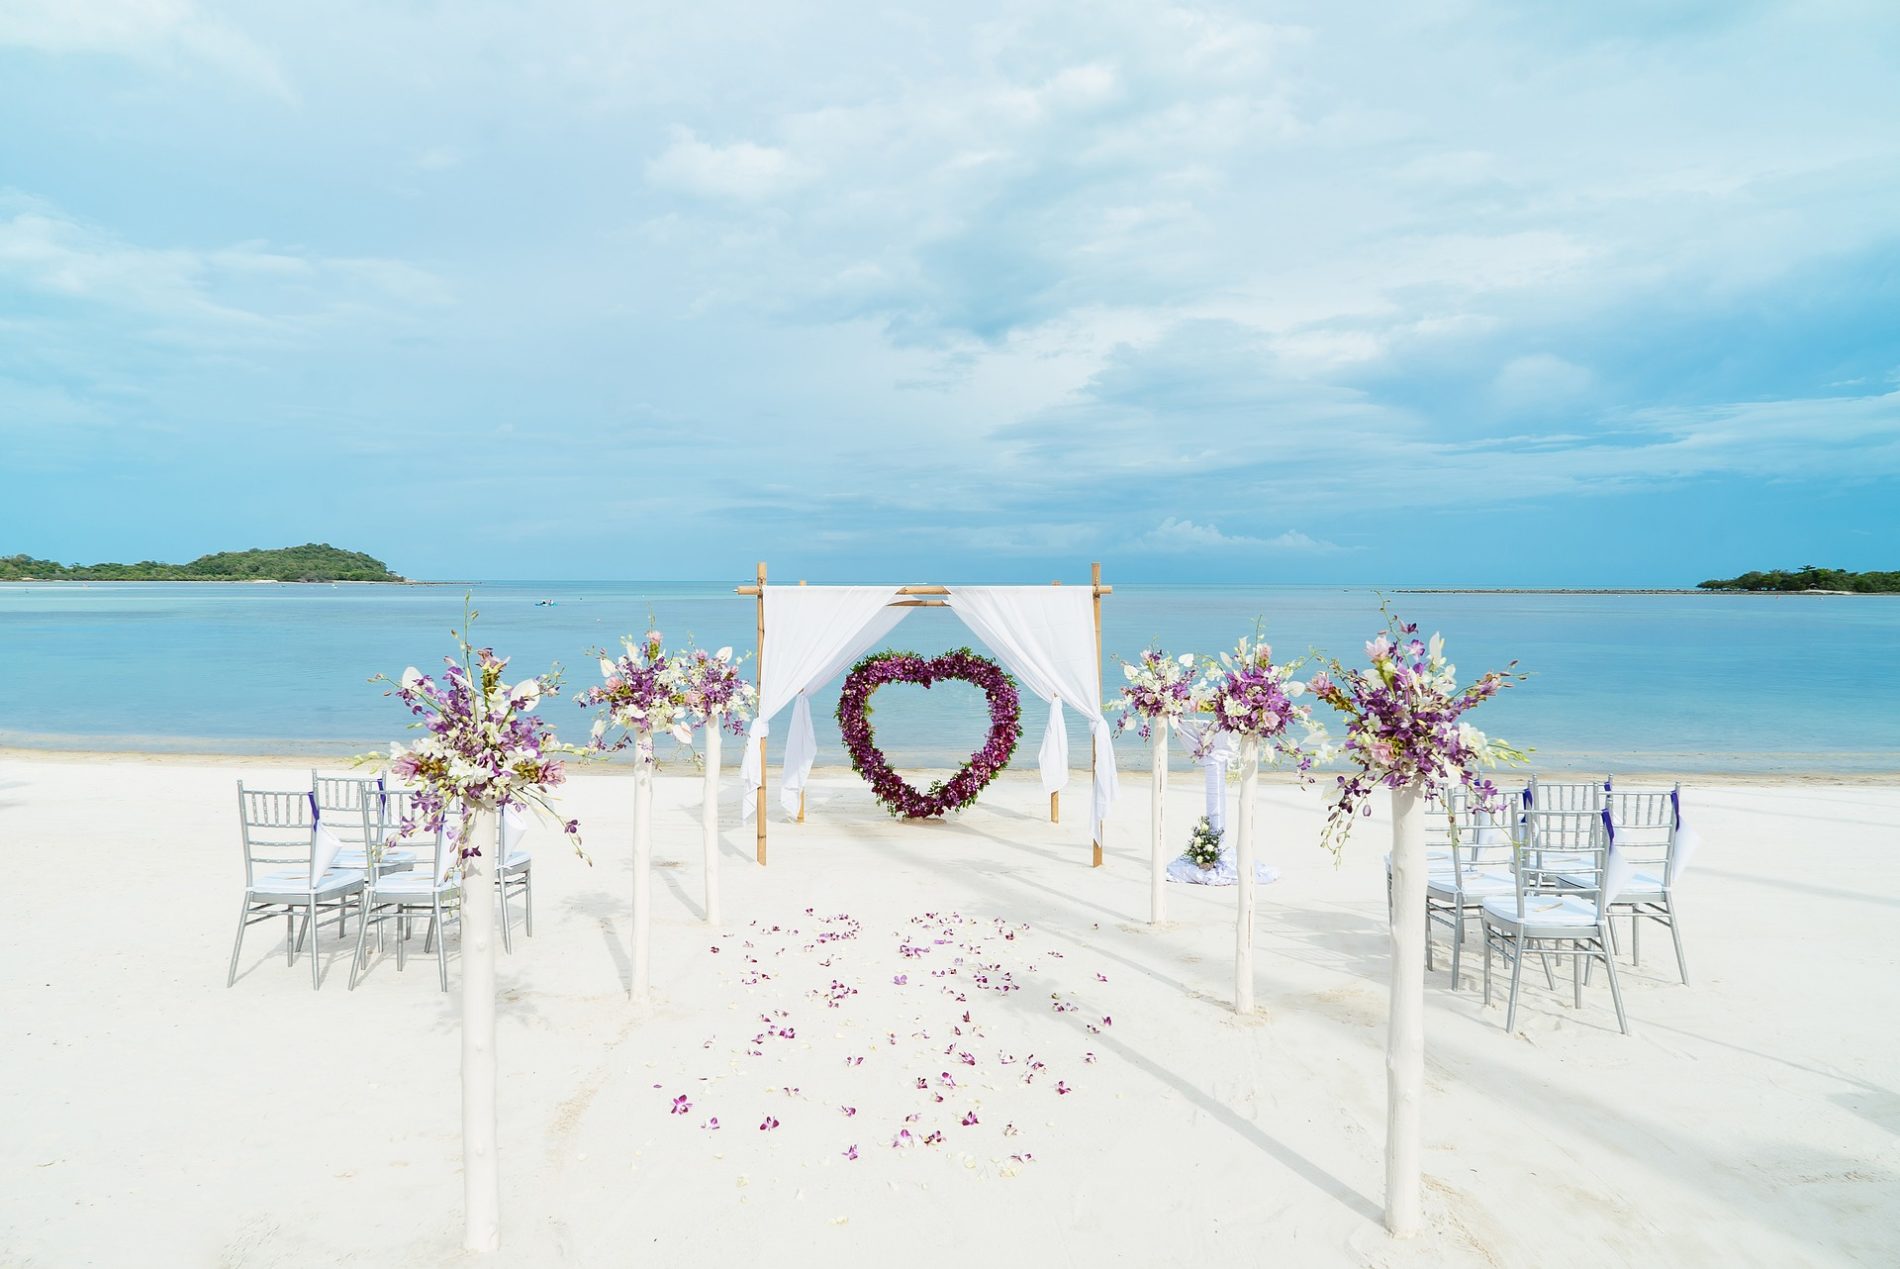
[{"xmin": 734, "ymin": 562, "xmax": 1119, "ymax": 867}]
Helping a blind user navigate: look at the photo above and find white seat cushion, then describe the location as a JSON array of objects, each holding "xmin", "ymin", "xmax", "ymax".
[
  {"xmin": 1481, "ymin": 894, "xmax": 1602, "ymax": 929},
  {"xmin": 253, "ymin": 868, "xmax": 364, "ymax": 898},
  {"xmin": 1558, "ymin": 869, "xmax": 1664, "ymax": 896},
  {"xmin": 503, "ymin": 849, "xmax": 531, "ymax": 870},
  {"xmin": 1427, "ymin": 869, "xmax": 1515, "ymax": 899},
  {"xmin": 373, "ymin": 872, "xmax": 456, "ymax": 899}
]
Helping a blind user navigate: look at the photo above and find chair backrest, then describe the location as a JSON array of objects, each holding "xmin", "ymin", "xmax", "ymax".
[
  {"xmin": 236, "ymin": 784, "xmax": 316, "ymax": 889},
  {"xmin": 1513, "ymin": 807, "xmax": 1611, "ymax": 919},
  {"xmin": 311, "ymin": 772, "xmax": 378, "ymax": 846},
  {"xmin": 1607, "ymin": 784, "xmax": 1678, "ymax": 881},
  {"xmin": 1427, "ymin": 786, "xmax": 1514, "ymax": 876},
  {"xmin": 1527, "ymin": 774, "xmax": 1611, "ymax": 813}
]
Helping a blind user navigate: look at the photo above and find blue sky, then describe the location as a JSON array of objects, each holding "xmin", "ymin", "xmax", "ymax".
[{"xmin": 1, "ymin": 1, "xmax": 1896, "ymax": 585}]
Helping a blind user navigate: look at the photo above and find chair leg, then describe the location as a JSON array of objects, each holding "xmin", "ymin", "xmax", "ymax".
[
  {"xmin": 1599, "ymin": 929, "xmax": 1629, "ymax": 1034},
  {"xmin": 308, "ymin": 902, "xmax": 322, "ymax": 990},
  {"xmin": 1572, "ymin": 942, "xmax": 1582, "ymax": 1008},
  {"xmin": 1665, "ymin": 895, "xmax": 1690, "ymax": 985},
  {"xmin": 349, "ymin": 903, "xmax": 374, "ymax": 990},
  {"xmin": 434, "ymin": 898, "xmax": 450, "ymax": 992},
  {"xmin": 1483, "ymin": 926, "xmax": 1493, "ymax": 1005},
  {"xmin": 1450, "ymin": 906, "xmax": 1464, "ymax": 990},
  {"xmin": 397, "ymin": 912, "xmax": 408, "ymax": 971},
  {"xmin": 227, "ymin": 897, "xmax": 252, "ymax": 987},
  {"xmin": 1539, "ymin": 950, "xmax": 1555, "ymax": 990},
  {"xmin": 1425, "ymin": 907, "xmax": 1434, "ymax": 972},
  {"xmin": 286, "ymin": 912, "xmax": 296, "ymax": 964},
  {"xmin": 499, "ymin": 874, "xmax": 514, "ymax": 955},
  {"xmin": 1505, "ymin": 935, "xmax": 1526, "ymax": 1033},
  {"xmin": 1631, "ymin": 906, "xmax": 1641, "ymax": 965},
  {"xmin": 523, "ymin": 868, "xmax": 533, "ymax": 938}
]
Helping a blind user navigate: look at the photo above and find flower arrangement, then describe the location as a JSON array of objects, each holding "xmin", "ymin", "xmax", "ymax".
[
  {"xmin": 373, "ymin": 607, "xmax": 584, "ymax": 861},
  {"xmin": 673, "ymin": 644, "xmax": 758, "ymax": 736},
  {"xmin": 835, "ymin": 648, "xmax": 1021, "ymax": 819},
  {"xmin": 1307, "ymin": 612, "xmax": 1527, "ymax": 855},
  {"xmin": 1199, "ymin": 634, "xmax": 1328, "ymax": 772},
  {"xmin": 1113, "ymin": 647, "xmax": 1201, "ymax": 739},
  {"xmin": 1184, "ymin": 815, "xmax": 1224, "ymax": 871},
  {"xmin": 578, "ymin": 629, "xmax": 692, "ymax": 759}
]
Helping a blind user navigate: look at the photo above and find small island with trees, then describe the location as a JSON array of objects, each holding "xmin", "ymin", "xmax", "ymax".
[
  {"xmin": 0, "ymin": 543, "xmax": 407, "ymax": 583},
  {"xmin": 1698, "ymin": 565, "xmax": 1899, "ymax": 594}
]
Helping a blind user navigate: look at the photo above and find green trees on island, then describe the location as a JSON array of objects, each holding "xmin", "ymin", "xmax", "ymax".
[
  {"xmin": 1698, "ymin": 565, "xmax": 1899, "ymax": 593},
  {"xmin": 0, "ymin": 543, "xmax": 404, "ymax": 583}
]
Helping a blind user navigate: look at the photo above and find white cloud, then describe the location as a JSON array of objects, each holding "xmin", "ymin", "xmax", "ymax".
[
  {"xmin": 0, "ymin": 196, "xmax": 447, "ymax": 332},
  {"xmin": 646, "ymin": 129, "xmax": 805, "ymax": 201},
  {"xmin": 1133, "ymin": 518, "xmax": 1347, "ymax": 553},
  {"xmin": 0, "ymin": 0, "xmax": 291, "ymax": 98}
]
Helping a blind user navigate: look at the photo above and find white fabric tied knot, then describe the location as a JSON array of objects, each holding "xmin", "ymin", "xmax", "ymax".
[
  {"xmin": 945, "ymin": 586, "xmax": 1119, "ymax": 839},
  {"xmin": 1175, "ymin": 718, "xmax": 1235, "ymax": 831},
  {"xmin": 740, "ymin": 586, "xmax": 907, "ymax": 822}
]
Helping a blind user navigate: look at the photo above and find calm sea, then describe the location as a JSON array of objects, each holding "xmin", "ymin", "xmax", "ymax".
[{"xmin": 2, "ymin": 581, "xmax": 1895, "ymax": 775}]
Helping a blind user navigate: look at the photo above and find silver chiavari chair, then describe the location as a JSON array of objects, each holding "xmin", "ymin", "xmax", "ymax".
[
  {"xmin": 1567, "ymin": 785, "xmax": 1690, "ymax": 984},
  {"xmin": 499, "ymin": 803, "xmax": 534, "ymax": 953},
  {"xmin": 349, "ymin": 811, "xmax": 460, "ymax": 992},
  {"xmin": 1424, "ymin": 788, "xmax": 1518, "ymax": 989},
  {"xmin": 228, "ymin": 785, "xmax": 367, "ymax": 990},
  {"xmin": 1481, "ymin": 806, "xmax": 1629, "ymax": 1035}
]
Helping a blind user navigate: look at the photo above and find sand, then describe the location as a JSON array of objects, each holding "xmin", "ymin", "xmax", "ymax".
[{"xmin": 1, "ymin": 757, "xmax": 1894, "ymax": 1267}]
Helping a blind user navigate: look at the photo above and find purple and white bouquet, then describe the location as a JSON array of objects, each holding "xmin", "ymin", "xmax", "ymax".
[
  {"xmin": 672, "ymin": 644, "xmax": 758, "ymax": 736},
  {"xmin": 1199, "ymin": 635, "xmax": 1329, "ymax": 772},
  {"xmin": 578, "ymin": 629, "xmax": 692, "ymax": 759},
  {"xmin": 1307, "ymin": 614, "xmax": 1526, "ymax": 855},
  {"xmin": 374, "ymin": 612, "xmax": 585, "ymax": 861},
  {"xmin": 1114, "ymin": 648, "xmax": 1201, "ymax": 739}
]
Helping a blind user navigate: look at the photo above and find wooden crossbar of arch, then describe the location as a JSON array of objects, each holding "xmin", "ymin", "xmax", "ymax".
[{"xmin": 735, "ymin": 563, "xmax": 1111, "ymax": 868}]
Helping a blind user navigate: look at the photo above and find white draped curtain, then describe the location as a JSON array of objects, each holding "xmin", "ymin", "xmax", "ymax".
[
  {"xmin": 944, "ymin": 586, "xmax": 1119, "ymax": 838},
  {"xmin": 740, "ymin": 586, "xmax": 907, "ymax": 819}
]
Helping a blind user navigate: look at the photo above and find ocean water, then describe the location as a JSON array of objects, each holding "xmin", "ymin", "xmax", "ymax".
[{"xmin": 2, "ymin": 581, "xmax": 1896, "ymax": 775}]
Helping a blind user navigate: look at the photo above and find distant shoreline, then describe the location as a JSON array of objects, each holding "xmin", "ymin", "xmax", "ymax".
[{"xmin": 1393, "ymin": 587, "xmax": 1892, "ymax": 595}]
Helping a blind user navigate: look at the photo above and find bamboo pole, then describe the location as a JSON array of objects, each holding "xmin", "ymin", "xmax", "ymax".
[
  {"xmin": 1050, "ymin": 579, "xmax": 1062, "ymax": 825},
  {"xmin": 632, "ymin": 737, "xmax": 653, "ymax": 1002},
  {"xmin": 1149, "ymin": 723, "xmax": 1167, "ymax": 922},
  {"xmin": 1386, "ymin": 784, "xmax": 1427, "ymax": 1235},
  {"xmin": 1234, "ymin": 737, "xmax": 1260, "ymax": 1013},
  {"xmin": 702, "ymin": 713, "xmax": 721, "ymax": 927},
  {"xmin": 461, "ymin": 809, "xmax": 501, "ymax": 1251},
  {"xmin": 754, "ymin": 561, "xmax": 767, "ymax": 866},
  {"xmin": 1091, "ymin": 561, "xmax": 1104, "ymax": 868}
]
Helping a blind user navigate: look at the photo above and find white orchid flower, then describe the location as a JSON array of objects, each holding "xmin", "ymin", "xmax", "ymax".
[
  {"xmin": 600, "ymin": 657, "xmax": 617, "ymax": 678},
  {"xmin": 400, "ymin": 666, "xmax": 423, "ymax": 690}
]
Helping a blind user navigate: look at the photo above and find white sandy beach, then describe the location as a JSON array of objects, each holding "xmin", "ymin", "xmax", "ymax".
[{"xmin": 1, "ymin": 756, "xmax": 1895, "ymax": 1267}]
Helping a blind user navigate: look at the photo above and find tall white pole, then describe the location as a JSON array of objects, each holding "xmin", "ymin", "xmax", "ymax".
[
  {"xmin": 702, "ymin": 713, "xmax": 722, "ymax": 927},
  {"xmin": 461, "ymin": 809, "xmax": 501, "ymax": 1252},
  {"xmin": 1149, "ymin": 725, "xmax": 1168, "ymax": 924},
  {"xmin": 632, "ymin": 733, "xmax": 654, "ymax": 1003},
  {"xmin": 1233, "ymin": 736, "xmax": 1260, "ymax": 1014},
  {"xmin": 1386, "ymin": 784, "xmax": 1427, "ymax": 1236}
]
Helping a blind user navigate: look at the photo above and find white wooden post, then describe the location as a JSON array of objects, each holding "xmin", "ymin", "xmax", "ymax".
[
  {"xmin": 461, "ymin": 808, "xmax": 501, "ymax": 1252},
  {"xmin": 1386, "ymin": 784, "xmax": 1427, "ymax": 1235},
  {"xmin": 702, "ymin": 712, "xmax": 722, "ymax": 927},
  {"xmin": 632, "ymin": 733, "xmax": 654, "ymax": 1002},
  {"xmin": 1233, "ymin": 736, "xmax": 1260, "ymax": 1014},
  {"xmin": 1149, "ymin": 725, "xmax": 1168, "ymax": 924}
]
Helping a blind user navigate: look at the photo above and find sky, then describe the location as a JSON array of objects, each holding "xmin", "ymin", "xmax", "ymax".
[{"xmin": 1, "ymin": 1, "xmax": 1897, "ymax": 585}]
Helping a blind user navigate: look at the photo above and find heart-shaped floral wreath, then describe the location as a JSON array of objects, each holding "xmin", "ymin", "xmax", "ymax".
[{"xmin": 835, "ymin": 648, "xmax": 1022, "ymax": 818}]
